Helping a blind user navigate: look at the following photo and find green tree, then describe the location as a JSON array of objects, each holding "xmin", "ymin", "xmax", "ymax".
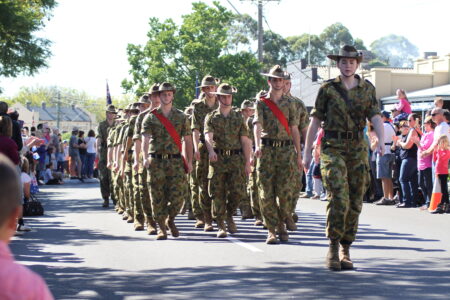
[
  {"xmin": 122, "ymin": 1, "xmax": 265, "ymax": 108},
  {"xmin": 320, "ymin": 23, "xmax": 366, "ymax": 57},
  {"xmin": 0, "ymin": 0, "xmax": 57, "ymax": 88},
  {"xmin": 370, "ymin": 34, "xmax": 419, "ymax": 67},
  {"xmin": 286, "ymin": 34, "xmax": 326, "ymax": 64}
]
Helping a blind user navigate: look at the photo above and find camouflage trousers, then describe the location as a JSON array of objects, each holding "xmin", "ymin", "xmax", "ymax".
[
  {"xmin": 195, "ymin": 143, "xmax": 211, "ymax": 216},
  {"xmin": 124, "ymin": 170, "xmax": 134, "ymax": 215},
  {"xmin": 140, "ymin": 169, "xmax": 153, "ymax": 220},
  {"xmin": 113, "ymin": 171, "xmax": 124, "ymax": 210},
  {"xmin": 98, "ymin": 159, "xmax": 111, "ymax": 200},
  {"xmin": 288, "ymin": 165, "xmax": 302, "ymax": 214},
  {"xmin": 320, "ymin": 138, "xmax": 370, "ymax": 243},
  {"xmin": 132, "ymin": 169, "xmax": 145, "ymax": 223},
  {"xmin": 247, "ymin": 168, "xmax": 261, "ymax": 219},
  {"xmin": 256, "ymin": 145, "xmax": 296, "ymax": 230},
  {"xmin": 147, "ymin": 157, "xmax": 188, "ymax": 222},
  {"xmin": 208, "ymin": 154, "xmax": 246, "ymax": 222}
]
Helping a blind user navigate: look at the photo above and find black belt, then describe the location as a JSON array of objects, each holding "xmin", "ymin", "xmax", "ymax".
[
  {"xmin": 214, "ymin": 149, "xmax": 242, "ymax": 156},
  {"xmin": 150, "ymin": 153, "xmax": 181, "ymax": 159},
  {"xmin": 384, "ymin": 142, "xmax": 393, "ymax": 145},
  {"xmin": 128, "ymin": 150, "xmax": 133, "ymax": 154},
  {"xmin": 324, "ymin": 131, "xmax": 362, "ymax": 140},
  {"xmin": 261, "ymin": 139, "xmax": 293, "ymax": 147},
  {"xmin": 199, "ymin": 137, "xmax": 205, "ymax": 144}
]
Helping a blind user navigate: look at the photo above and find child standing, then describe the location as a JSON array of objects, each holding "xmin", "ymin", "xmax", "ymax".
[{"xmin": 432, "ymin": 135, "xmax": 450, "ymax": 214}]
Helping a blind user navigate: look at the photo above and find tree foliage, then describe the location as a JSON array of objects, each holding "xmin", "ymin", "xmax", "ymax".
[
  {"xmin": 286, "ymin": 34, "xmax": 326, "ymax": 65},
  {"xmin": 370, "ymin": 34, "xmax": 419, "ymax": 67},
  {"xmin": 122, "ymin": 2, "xmax": 265, "ymax": 108},
  {"xmin": 0, "ymin": 0, "xmax": 57, "ymax": 83}
]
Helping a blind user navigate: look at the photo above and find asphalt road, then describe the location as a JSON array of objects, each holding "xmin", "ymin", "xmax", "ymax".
[{"xmin": 10, "ymin": 181, "xmax": 450, "ymax": 300}]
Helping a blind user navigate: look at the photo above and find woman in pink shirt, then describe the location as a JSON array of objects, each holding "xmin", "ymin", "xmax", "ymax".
[
  {"xmin": 431, "ymin": 134, "xmax": 450, "ymax": 214},
  {"xmin": 414, "ymin": 116, "xmax": 435, "ymax": 209}
]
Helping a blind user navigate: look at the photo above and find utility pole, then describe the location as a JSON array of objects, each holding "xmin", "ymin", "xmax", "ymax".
[
  {"xmin": 57, "ymin": 91, "xmax": 61, "ymax": 129},
  {"xmin": 241, "ymin": 0, "xmax": 280, "ymax": 63}
]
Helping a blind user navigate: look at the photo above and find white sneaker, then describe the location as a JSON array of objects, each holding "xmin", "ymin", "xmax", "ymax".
[
  {"xmin": 17, "ymin": 225, "xmax": 32, "ymax": 232},
  {"xmin": 14, "ymin": 231, "xmax": 24, "ymax": 236}
]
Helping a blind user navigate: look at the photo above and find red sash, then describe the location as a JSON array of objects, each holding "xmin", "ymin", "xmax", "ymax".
[
  {"xmin": 261, "ymin": 97, "xmax": 291, "ymax": 136},
  {"xmin": 151, "ymin": 110, "xmax": 189, "ymax": 173}
]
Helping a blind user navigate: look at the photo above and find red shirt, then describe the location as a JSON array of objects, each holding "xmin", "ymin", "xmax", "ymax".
[
  {"xmin": 433, "ymin": 148, "xmax": 450, "ymax": 174},
  {"xmin": 0, "ymin": 136, "xmax": 19, "ymax": 165}
]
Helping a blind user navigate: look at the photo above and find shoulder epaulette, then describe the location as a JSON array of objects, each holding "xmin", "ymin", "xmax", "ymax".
[{"xmin": 364, "ymin": 79, "xmax": 375, "ymax": 88}]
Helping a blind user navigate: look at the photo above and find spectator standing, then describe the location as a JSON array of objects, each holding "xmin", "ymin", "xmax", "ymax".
[
  {"xmin": 0, "ymin": 154, "xmax": 54, "ymax": 300},
  {"xmin": 0, "ymin": 116, "xmax": 19, "ymax": 166},
  {"xmin": 431, "ymin": 135, "xmax": 450, "ymax": 214},
  {"xmin": 413, "ymin": 116, "xmax": 435, "ymax": 210},
  {"xmin": 85, "ymin": 130, "xmax": 96, "ymax": 179},
  {"xmin": 367, "ymin": 122, "xmax": 383, "ymax": 202},
  {"xmin": 78, "ymin": 131, "xmax": 87, "ymax": 178},
  {"xmin": 375, "ymin": 111, "xmax": 396, "ymax": 205},
  {"xmin": 393, "ymin": 120, "xmax": 419, "ymax": 208},
  {"xmin": 0, "ymin": 102, "xmax": 23, "ymax": 152},
  {"xmin": 422, "ymin": 108, "xmax": 450, "ymax": 157},
  {"xmin": 69, "ymin": 127, "xmax": 83, "ymax": 182}
]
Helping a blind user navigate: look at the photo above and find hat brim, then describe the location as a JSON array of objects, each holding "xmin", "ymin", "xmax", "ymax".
[
  {"xmin": 197, "ymin": 84, "xmax": 218, "ymax": 88},
  {"xmin": 327, "ymin": 54, "xmax": 362, "ymax": 63},
  {"xmin": 211, "ymin": 92, "xmax": 233, "ymax": 96},
  {"xmin": 260, "ymin": 73, "xmax": 285, "ymax": 79},
  {"xmin": 106, "ymin": 110, "xmax": 118, "ymax": 114}
]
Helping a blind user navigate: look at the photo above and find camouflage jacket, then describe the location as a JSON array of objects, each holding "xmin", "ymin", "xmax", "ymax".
[
  {"xmin": 191, "ymin": 98, "xmax": 219, "ymax": 139},
  {"xmin": 253, "ymin": 94, "xmax": 299, "ymax": 141},
  {"xmin": 286, "ymin": 94, "xmax": 310, "ymax": 132},
  {"xmin": 204, "ymin": 108, "xmax": 248, "ymax": 150},
  {"xmin": 310, "ymin": 75, "xmax": 380, "ymax": 133},
  {"xmin": 133, "ymin": 109, "xmax": 152, "ymax": 141},
  {"xmin": 246, "ymin": 116, "xmax": 255, "ymax": 143},
  {"xmin": 96, "ymin": 119, "xmax": 114, "ymax": 160},
  {"xmin": 107, "ymin": 125, "xmax": 118, "ymax": 148},
  {"xmin": 142, "ymin": 107, "xmax": 191, "ymax": 155}
]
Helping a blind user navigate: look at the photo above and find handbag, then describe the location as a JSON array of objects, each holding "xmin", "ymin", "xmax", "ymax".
[{"xmin": 23, "ymin": 199, "xmax": 44, "ymax": 216}]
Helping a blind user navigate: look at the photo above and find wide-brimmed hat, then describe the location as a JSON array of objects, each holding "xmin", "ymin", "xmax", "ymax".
[
  {"xmin": 159, "ymin": 82, "xmax": 176, "ymax": 93},
  {"xmin": 381, "ymin": 110, "xmax": 391, "ymax": 119},
  {"xmin": 197, "ymin": 75, "xmax": 220, "ymax": 88},
  {"xmin": 255, "ymin": 90, "xmax": 268, "ymax": 99},
  {"xmin": 136, "ymin": 93, "xmax": 150, "ymax": 104},
  {"xmin": 241, "ymin": 100, "xmax": 256, "ymax": 110},
  {"xmin": 327, "ymin": 45, "xmax": 363, "ymax": 63},
  {"xmin": 261, "ymin": 65, "xmax": 286, "ymax": 79},
  {"xmin": 106, "ymin": 104, "xmax": 118, "ymax": 114},
  {"xmin": 148, "ymin": 83, "xmax": 160, "ymax": 95},
  {"xmin": 212, "ymin": 83, "xmax": 237, "ymax": 96}
]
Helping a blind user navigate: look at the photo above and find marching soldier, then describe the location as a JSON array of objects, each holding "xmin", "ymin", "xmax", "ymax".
[
  {"xmin": 253, "ymin": 65, "xmax": 303, "ymax": 244},
  {"xmin": 133, "ymin": 84, "xmax": 160, "ymax": 234},
  {"xmin": 142, "ymin": 82, "xmax": 193, "ymax": 240},
  {"xmin": 97, "ymin": 104, "xmax": 117, "ymax": 208},
  {"xmin": 191, "ymin": 75, "xmax": 219, "ymax": 231},
  {"xmin": 303, "ymin": 45, "xmax": 384, "ymax": 271},
  {"xmin": 283, "ymin": 72, "xmax": 310, "ymax": 223},
  {"xmin": 204, "ymin": 83, "xmax": 252, "ymax": 238}
]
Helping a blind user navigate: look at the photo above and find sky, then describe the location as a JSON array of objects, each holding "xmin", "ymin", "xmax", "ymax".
[{"xmin": 1, "ymin": 0, "xmax": 449, "ymax": 99}]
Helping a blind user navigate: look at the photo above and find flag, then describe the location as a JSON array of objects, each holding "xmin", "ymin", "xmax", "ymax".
[
  {"xmin": 106, "ymin": 82, "xmax": 112, "ymax": 105},
  {"xmin": 195, "ymin": 73, "xmax": 200, "ymax": 99},
  {"xmin": 429, "ymin": 177, "xmax": 442, "ymax": 212}
]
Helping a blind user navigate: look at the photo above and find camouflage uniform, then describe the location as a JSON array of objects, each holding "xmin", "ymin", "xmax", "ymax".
[
  {"xmin": 254, "ymin": 95, "xmax": 299, "ymax": 231},
  {"xmin": 117, "ymin": 122, "xmax": 131, "ymax": 215},
  {"xmin": 141, "ymin": 107, "xmax": 190, "ymax": 223},
  {"xmin": 96, "ymin": 119, "xmax": 114, "ymax": 202},
  {"xmin": 112, "ymin": 122, "xmax": 126, "ymax": 212},
  {"xmin": 107, "ymin": 125, "xmax": 122, "ymax": 211},
  {"xmin": 246, "ymin": 116, "xmax": 261, "ymax": 220},
  {"xmin": 191, "ymin": 98, "xmax": 218, "ymax": 218},
  {"xmin": 133, "ymin": 108, "xmax": 154, "ymax": 225},
  {"xmin": 204, "ymin": 108, "xmax": 248, "ymax": 224},
  {"xmin": 286, "ymin": 94, "xmax": 309, "ymax": 215},
  {"xmin": 310, "ymin": 75, "xmax": 379, "ymax": 244}
]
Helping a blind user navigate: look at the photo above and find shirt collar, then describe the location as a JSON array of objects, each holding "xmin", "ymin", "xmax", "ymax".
[{"xmin": 335, "ymin": 74, "xmax": 365, "ymax": 88}]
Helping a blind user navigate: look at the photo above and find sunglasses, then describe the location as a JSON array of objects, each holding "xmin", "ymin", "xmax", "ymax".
[{"xmin": 431, "ymin": 113, "xmax": 440, "ymax": 116}]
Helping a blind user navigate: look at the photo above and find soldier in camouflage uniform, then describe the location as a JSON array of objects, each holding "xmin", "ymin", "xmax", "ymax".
[
  {"xmin": 303, "ymin": 45, "xmax": 384, "ymax": 271},
  {"xmin": 142, "ymin": 82, "xmax": 193, "ymax": 240},
  {"xmin": 97, "ymin": 104, "xmax": 117, "ymax": 208},
  {"xmin": 191, "ymin": 75, "xmax": 219, "ymax": 231},
  {"xmin": 183, "ymin": 105, "xmax": 196, "ymax": 220},
  {"xmin": 133, "ymin": 85, "xmax": 160, "ymax": 234},
  {"xmin": 204, "ymin": 83, "xmax": 252, "ymax": 238},
  {"xmin": 107, "ymin": 111, "xmax": 125, "ymax": 214},
  {"xmin": 283, "ymin": 73, "xmax": 310, "ymax": 224},
  {"xmin": 253, "ymin": 65, "xmax": 303, "ymax": 244}
]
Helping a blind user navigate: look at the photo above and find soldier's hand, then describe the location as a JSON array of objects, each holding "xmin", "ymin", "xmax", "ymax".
[
  {"xmin": 297, "ymin": 155, "xmax": 303, "ymax": 172},
  {"xmin": 143, "ymin": 158, "xmax": 150, "ymax": 169},
  {"xmin": 107, "ymin": 161, "xmax": 112, "ymax": 169},
  {"xmin": 187, "ymin": 161, "xmax": 193, "ymax": 174},
  {"xmin": 254, "ymin": 147, "xmax": 262, "ymax": 159},
  {"xmin": 194, "ymin": 151, "xmax": 201, "ymax": 161},
  {"xmin": 244, "ymin": 161, "xmax": 252, "ymax": 176},
  {"xmin": 209, "ymin": 151, "xmax": 218, "ymax": 162},
  {"xmin": 133, "ymin": 161, "xmax": 139, "ymax": 172}
]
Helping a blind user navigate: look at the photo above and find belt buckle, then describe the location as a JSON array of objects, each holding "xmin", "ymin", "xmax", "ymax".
[
  {"xmin": 346, "ymin": 131, "xmax": 353, "ymax": 140},
  {"xmin": 162, "ymin": 154, "xmax": 169, "ymax": 159},
  {"xmin": 225, "ymin": 150, "xmax": 231, "ymax": 156},
  {"xmin": 274, "ymin": 141, "xmax": 279, "ymax": 147}
]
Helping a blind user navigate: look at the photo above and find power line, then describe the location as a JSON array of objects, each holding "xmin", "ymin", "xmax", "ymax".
[{"xmin": 226, "ymin": 0, "xmax": 242, "ymax": 16}]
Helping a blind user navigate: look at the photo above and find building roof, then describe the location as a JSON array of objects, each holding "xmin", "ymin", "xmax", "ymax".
[
  {"xmin": 381, "ymin": 84, "xmax": 450, "ymax": 102},
  {"xmin": 27, "ymin": 103, "xmax": 92, "ymax": 123}
]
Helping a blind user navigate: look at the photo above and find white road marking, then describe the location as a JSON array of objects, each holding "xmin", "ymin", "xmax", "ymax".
[{"xmin": 227, "ymin": 236, "xmax": 263, "ymax": 252}]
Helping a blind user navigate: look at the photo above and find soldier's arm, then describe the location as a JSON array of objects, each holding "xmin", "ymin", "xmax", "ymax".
[
  {"xmin": 303, "ymin": 117, "xmax": 321, "ymax": 172},
  {"xmin": 142, "ymin": 133, "xmax": 151, "ymax": 168},
  {"xmin": 253, "ymin": 123, "xmax": 262, "ymax": 158},
  {"xmin": 133, "ymin": 139, "xmax": 142, "ymax": 171},
  {"xmin": 371, "ymin": 114, "xmax": 385, "ymax": 155},
  {"xmin": 193, "ymin": 129, "xmax": 201, "ymax": 160},
  {"xmin": 183, "ymin": 135, "xmax": 193, "ymax": 172},
  {"xmin": 291, "ymin": 126, "xmax": 303, "ymax": 171},
  {"xmin": 96, "ymin": 137, "xmax": 102, "ymax": 155},
  {"xmin": 204, "ymin": 132, "xmax": 217, "ymax": 162},
  {"xmin": 240, "ymin": 136, "xmax": 252, "ymax": 176}
]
